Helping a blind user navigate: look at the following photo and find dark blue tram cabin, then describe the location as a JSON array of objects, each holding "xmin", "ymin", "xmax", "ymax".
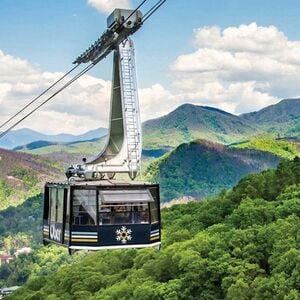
[{"xmin": 43, "ymin": 180, "xmax": 161, "ymax": 251}]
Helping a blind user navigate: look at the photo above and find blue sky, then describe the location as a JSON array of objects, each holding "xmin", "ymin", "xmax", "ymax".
[
  {"xmin": 2, "ymin": 0, "xmax": 300, "ymax": 86},
  {"xmin": 0, "ymin": 0, "xmax": 300, "ymax": 134}
]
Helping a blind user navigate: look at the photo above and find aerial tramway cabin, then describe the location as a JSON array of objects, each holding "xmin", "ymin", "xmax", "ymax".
[
  {"xmin": 41, "ymin": 6, "xmax": 164, "ymax": 252},
  {"xmin": 0, "ymin": 4, "xmax": 166, "ymax": 253},
  {"xmin": 43, "ymin": 180, "xmax": 161, "ymax": 252}
]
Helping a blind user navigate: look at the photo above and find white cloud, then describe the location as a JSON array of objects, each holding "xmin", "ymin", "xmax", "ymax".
[
  {"xmin": 139, "ymin": 84, "xmax": 178, "ymax": 121},
  {"xmin": 194, "ymin": 23, "xmax": 288, "ymax": 54},
  {"xmin": 87, "ymin": 0, "xmax": 131, "ymax": 14},
  {"xmin": 171, "ymin": 22, "xmax": 300, "ymax": 114},
  {"xmin": 2, "ymin": 22, "xmax": 300, "ymax": 135},
  {"xmin": 0, "ymin": 50, "xmax": 112, "ymax": 134},
  {"xmin": 0, "ymin": 50, "xmax": 174, "ymax": 135}
]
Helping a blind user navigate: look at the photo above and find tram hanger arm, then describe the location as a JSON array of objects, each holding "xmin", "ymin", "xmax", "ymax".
[
  {"xmin": 74, "ymin": 11, "xmax": 143, "ymax": 65},
  {"xmin": 74, "ymin": 0, "xmax": 167, "ymax": 65}
]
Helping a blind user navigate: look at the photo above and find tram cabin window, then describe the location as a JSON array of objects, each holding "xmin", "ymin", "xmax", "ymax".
[
  {"xmin": 99, "ymin": 189, "xmax": 152, "ymax": 225},
  {"xmin": 72, "ymin": 189, "xmax": 97, "ymax": 225},
  {"xmin": 150, "ymin": 200, "xmax": 159, "ymax": 223},
  {"xmin": 43, "ymin": 187, "xmax": 50, "ymax": 220},
  {"xmin": 49, "ymin": 188, "xmax": 64, "ymax": 223},
  {"xmin": 50, "ymin": 188, "xmax": 56, "ymax": 223},
  {"xmin": 99, "ymin": 202, "xmax": 149, "ymax": 225}
]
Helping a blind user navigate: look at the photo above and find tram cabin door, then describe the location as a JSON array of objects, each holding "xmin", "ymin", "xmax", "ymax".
[{"xmin": 43, "ymin": 185, "xmax": 69, "ymax": 246}]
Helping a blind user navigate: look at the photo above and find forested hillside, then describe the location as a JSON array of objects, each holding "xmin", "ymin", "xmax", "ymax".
[
  {"xmin": 0, "ymin": 194, "xmax": 43, "ymax": 248},
  {"xmin": 230, "ymin": 137, "xmax": 299, "ymax": 159},
  {"xmin": 143, "ymin": 98, "xmax": 299, "ymax": 150},
  {"xmin": 145, "ymin": 140, "xmax": 281, "ymax": 201},
  {"xmin": 7, "ymin": 158, "xmax": 300, "ymax": 299},
  {"xmin": 0, "ymin": 149, "xmax": 61, "ymax": 210},
  {"xmin": 143, "ymin": 103, "xmax": 256, "ymax": 149},
  {"xmin": 241, "ymin": 99, "xmax": 300, "ymax": 136}
]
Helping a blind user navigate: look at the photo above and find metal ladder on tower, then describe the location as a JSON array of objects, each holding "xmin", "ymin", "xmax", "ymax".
[{"xmin": 120, "ymin": 39, "xmax": 141, "ymax": 177}]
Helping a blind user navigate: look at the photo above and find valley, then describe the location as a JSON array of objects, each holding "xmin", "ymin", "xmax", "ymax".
[{"xmin": 0, "ymin": 98, "xmax": 298, "ymax": 298}]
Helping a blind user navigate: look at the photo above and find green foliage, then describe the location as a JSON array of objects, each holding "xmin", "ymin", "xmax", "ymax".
[
  {"xmin": 10, "ymin": 167, "xmax": 39, "ymax": 189},
  {"xmin": 241, "ymin": 99, "xmax": 300, "ymax": 138},
  {"xmin": 0, "ymin": 194, "xmax": 43, "ymax": 244},
  {"xmin": 144, "ymin": 140, "xmax": 280, "ymax": 201},
  {"xmin": 231, "ymin": 137, "xmax": 299, "ymax": 159},
  {"xmin": 0, "ymin": 149, "xmax": 60, "ymax": 211},
  {"xmin": 2, "ymin": 233, "xmax": 31, "ymax": 255},
  {"xmin": 6, "ymin": 158, "xmax": 300, "ymax": 299},
  {"xmin": 142, "ymin": 104, "xmax": 257, "ymax": 149},
  {"xmin": 0, "ymin": 245, "xmax": 85, "ymax": 289},
  {"xmin": 0, "ymin": 179, "xmax": 14, "ymax": 209},
  {"xmin": 25, "ymin": 139, "xmax": 106, "ymax": 156}
]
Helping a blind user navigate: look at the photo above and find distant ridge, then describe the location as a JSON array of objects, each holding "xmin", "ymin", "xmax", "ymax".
[
  {"xmin": 241, "ymin": 98, "xmax": 300, "ymax": 123},
  {"xmin": 14, "ymin": 140, "xmax": 58, "ymax": 151},
  {"xmin": 143, "ymin": 99, "xmax": 299, "ymax": 149},
  {"xmin": 0, "ymin": 127, "xmax": 107, "ymax": 149},
  {"xmin": 143, "ymin": 103, "xmax": 257, "ymax": 149},
  {"xmin": 241, "ymin": 98, "xmax": 300, "ymax": 136},
  {"xmin": 200, "ymin": 105, "xmax": 235, "ymax": 116},
  {"xmin": 14, "ymin": 137, "xmax": 103, "ymax": 152},
  {"xmin": 4, "ymin": 98, "xmax": 300, "ymax": 152}
]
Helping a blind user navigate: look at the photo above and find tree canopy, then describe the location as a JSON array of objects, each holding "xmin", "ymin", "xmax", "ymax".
[{"xmin": 7, "ymin": 158, "xmax": 300, "ymax": 300}]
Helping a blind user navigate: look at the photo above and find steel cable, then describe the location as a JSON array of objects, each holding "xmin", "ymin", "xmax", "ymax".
[
  {"xmin": 0, "ymin": 63, "xmax": 94, "ymax": 140},
  {"xmin": 0, "ymin": 63, "xmax": 80, "ymax": 131},
  {"xmin": 142, "ymin": 0, "xmax": 167, "ymax": 23},
  {"xmin": 0, "ymin": 0, "xmax": 167, "ymax": 140}
]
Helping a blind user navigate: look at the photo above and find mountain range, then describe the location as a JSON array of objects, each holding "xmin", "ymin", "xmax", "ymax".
[
  {"xmin": 143, "ymin": 98, "xmax": 300, "ymax": 149},
  {"xmin": 0, "ymin": 127, "xmax": 107, "ymax": 149},
  {"xmin": 0, "ymin": 98, "xmax": 298, "ymax": 206},
  {"xmin": 0, "ymin": 136, "xmax": 297, "ymax": 206},
  {"xmin": 2, "ymin": 98, "xmax": 298, "ymax": 153}
]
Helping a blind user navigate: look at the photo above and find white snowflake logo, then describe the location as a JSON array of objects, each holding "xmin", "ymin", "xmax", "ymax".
[{"xmin": 116, "ymin": 226, "xmax": 133, "ymax": 244}]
